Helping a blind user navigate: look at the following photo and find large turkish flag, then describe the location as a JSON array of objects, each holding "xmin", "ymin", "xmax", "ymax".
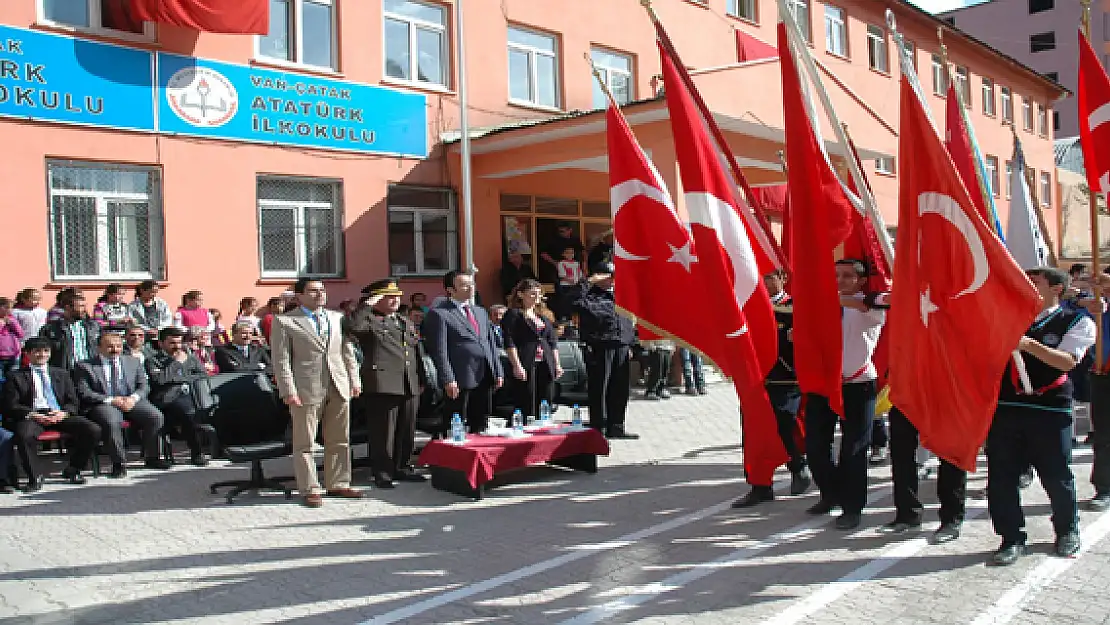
[
  {"xmin": 1079, "ymin": 29, "xmax": 1110, "ymax": 195},
  {"xmin": 130, "ymin": 0, "xmax": 269, "ymax": 35}
]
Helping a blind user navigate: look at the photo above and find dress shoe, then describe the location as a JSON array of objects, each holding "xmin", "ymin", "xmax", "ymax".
[
  {"xmin": 806, "ymin": 498, "xmax": 838, "ymax": 515},
  {"xmin": 879, "ymin": 519, "xmax": 921, "ymax": 534},
  {"xmin": 1088, "ymin": 492, "xmax": 1110, "ymax": 512},
  {"xmin": 326, "ymin": 487, "xmax": 365, "ymax": 499},
  {"xmin": 0, "ymin": 480, "xmax": 15, "ymax": 494},
  {"xmin": 191, "ymin": 453, "xmax": 210, "ymax": 467},
  {"xmin": 108, "ymin": 464, "xmax": 128, "ymax": 479},
  {"xmin": 789, "ymin": 468, "xmax": 812, "ymax": 495},
  {"xmin": 1018, "ymin": 468, "xmax": 1035, "ymax": 489},
  {"xmin": 374, "ymin": 472, "xmax": 396, "ymax": 488},
  {"xmin": 643, "ymin": 392, "xmax": 661, "ymax": 401},
  {"xmin": 61, "ymin": 467, "xmax": 87, "ymax": 485},
  {"xmin": 990, "ymin": 542, "xmax": 1028, "ymax": 566},
  {"xmin": 395, "ymin": 470, "xmax": 427, "ymax": 483},
  {"xmin": 659, "ymin": 388, "xmax": 672, "ymax": 399},
  {"xmin": 731, "ymin": 485, "xmax": 774, "ymax": 508},
  {"xmin": 303, "ymin": 494, "xmax": 324, "ymax": 508},
  {"xmin": 835, "ymin": 512, "xmax": 862, "ymax": 530},
  {"xmin": 1055, "ymin": 532, "xmax": 1081, "ymax": 557},
  {"xmin": 696, "ymin": 387, "xmax": 708, "ymax": 395},
  {"xmin": 606, "ymin": 430, "xmax": 640, "ymax": 440},
  {"xmin": 23, "ymin": 477, "xmax": 43, "ymax": 493},
  {"xmin": 932, "ymin": 522, "xmax": 962, "ymax": 544},
  {"xmin": 684, "ymin": 387, "xmax": 698, "ymax": 396}
]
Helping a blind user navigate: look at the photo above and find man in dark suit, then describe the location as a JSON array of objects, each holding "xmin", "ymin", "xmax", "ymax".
[
  {"xmin": 74, "ymin": 332, "xmax": 170, "ymax": 477},
  {"xmin": 215, "ymin": 321, "xmax": 272, "ymax": 373},
  {"xmin": 147, "ymin": 326, "xmax": 211, "ymax": 466},
  {"xmin": 40, "ymin": 290, "xmax": 99, "ymax": 371},
  {"xmin": 424, "ymin": 270, "xmax": 504, "ymax": 434},
  {"xmin": 2, "ymin": 337, "xmax": 102, "ymax": 491},
  {"xmin": 349, "ymin": 279, "xmax": 428, "ymax": 488}
]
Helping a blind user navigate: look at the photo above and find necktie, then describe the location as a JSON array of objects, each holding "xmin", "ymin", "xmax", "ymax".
[
  {"xmin": 36, "ymin": 367, "xmax": 61, "ymax": 411},
  {"xmin": 240, "ymin": 345, "xmax": 250, "ymax": 358},
  {"xmin": 72, "ymin": 322, "xmax": 87, "ymax": 362},
  {"xmin": 463, "ymin": 305, "xmax": 480, "ymax": 334},
  {"xmin": 110, "ymin": 359, "xmax": 125, "ymax": 397}
]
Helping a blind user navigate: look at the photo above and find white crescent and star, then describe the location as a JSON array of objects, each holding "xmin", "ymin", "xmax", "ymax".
[
  {"xmin": 684, "ymin": 191, "xmax": 760, "ymax": 339},
  {"xmin": 609, "ymin": 177, "xmax": 699, "ymax": 273},
  {"xmin": 916, "ymin": 191, "xmax": 990, "ymax": 326}
]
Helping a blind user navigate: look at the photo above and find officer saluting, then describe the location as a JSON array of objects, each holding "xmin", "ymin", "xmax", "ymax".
[
  {"xmin": 571, "ymin": 261, "xmax": 639, "ymax": 440},
  {"xmin": 733, "ymin": 269, "xmax": 810, "ymax": 508},
  {"xmin": 348, "ymin": 279, "xmax": 428, "ymax": 489}
]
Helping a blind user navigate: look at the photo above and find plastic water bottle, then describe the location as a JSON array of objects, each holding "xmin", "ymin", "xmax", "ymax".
[
  {"xmin": 539, "ymin": 400, "xmax": 552, "ymax": 426},
  {"xmin": 512, "ymin": 409, "xmax": 525, "ymax": 435},
  {"xmin": 450, "ymin": 413, "xmax": 465, "ymax": 443},
  {"xmin": 572, "ymin": 404, "xmax": 583, "ymax": 428}
]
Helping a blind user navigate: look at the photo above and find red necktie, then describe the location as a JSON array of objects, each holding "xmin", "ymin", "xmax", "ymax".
[{"xmin": 464, "ymin": 305, "xmax": 479, "ymax": 334}]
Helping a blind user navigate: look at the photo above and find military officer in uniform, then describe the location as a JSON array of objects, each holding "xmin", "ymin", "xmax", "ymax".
[
  {"xmin": 348, "ymin": 279, "xmax": 428, "ymax": 489},
  {"xmin": 733, "ymin": 269, "xmax": 811, "ymax": 508}
]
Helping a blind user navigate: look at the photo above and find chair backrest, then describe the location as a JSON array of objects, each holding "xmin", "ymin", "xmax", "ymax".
[{"xmin": 207, "ymin": 372, "xmax": 287, "ymax": 443}]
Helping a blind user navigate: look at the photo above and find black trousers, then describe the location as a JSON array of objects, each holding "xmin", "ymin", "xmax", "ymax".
[
  {"xmin": 86, "ymin": 400, "xmax": 164, "ymax": 463},
  {"xmin": 514, "ymin": 363, "xmax": 554, "ymax": 420},
  {"xmin": 13, "ymin": 416, "xmax": 102, "ymax": 477},
  {"xmin": 158, "ymin": 395, "xmax": 203, "ymax": 455},
  {"xmin": 645, "ymin": 349, "xmax": 673, "ymax": 395},
  {"xmin": 805, "ymin": 381, "xmax": 877, "ymax": 514},
  {"xmin": 1089, "ymin": 373, "xmax": 1110, "ymax": 494},
  {"xmin": 367, "ymin": 392, "xmax": 418, "ymax": 476},
  {"xmin": 586, "ymin": 344, "xmax": 631, "ymax": 434},
  {"xmin": 443, "ymin": 379, "xmax": 493, "ymax": 435},
  {"xmin": 767, "ymin": 384, "xmax": 806, "ymax": 473},
  {"xmin": 987, "ymin": 406, "xmax": 1079, "ymax": 544},
  {"xmin": 888, "ymin": 407, "xmax": 967, "ymax": 525}
]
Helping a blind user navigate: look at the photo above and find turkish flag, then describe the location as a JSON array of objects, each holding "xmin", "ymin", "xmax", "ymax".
[
  {"xmin": 658, "ymin": 41, "xmax": 787, "ymax": 483},
  {"xmin": 889, "ymin": 76, "xmax": 1041, "ymax": 471},
  {"xmin": 945, "ymin": 85, "xmax": 991, "ymax": 225},
  {"xmin": 778, "ymin": 24, "xmax": 854, "ymax": 417},
  {"xmin": 1079, "ymin": 29, "xmax": 1110, "ymax": 195},
  {"xmin": 130, "ymin": 0, "xmax": 269, "ymax": 35},
  {"xmin": 841, "ymin": 136, "xmax": 893, "ymax": 293}
]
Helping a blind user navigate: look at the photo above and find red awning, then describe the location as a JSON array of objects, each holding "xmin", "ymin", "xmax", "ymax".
[{"xmin": 736, "ymin": 30, "xmax": 777, "ymax": 62}]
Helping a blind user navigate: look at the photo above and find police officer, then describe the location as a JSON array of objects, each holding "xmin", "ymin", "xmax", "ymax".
[
  {"xmin": 571, "ymin": 261, "xmax": 638, "ymax": 439},
  {"xmin": 348, "ymin": 279, "xmax": 428, "ymax": 489},
  {"xmin": 987, "ymin": 267, "xmax": 1096, "ymax": 565},
  {"xmin": 733, "ymin": 269, "xmax": 811, "ymax": 508}
]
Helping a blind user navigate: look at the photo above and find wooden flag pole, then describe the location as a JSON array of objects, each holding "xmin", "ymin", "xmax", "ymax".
[{"xmin": 1083, "ymin": 0, "xmax": 1104, "ymax": 372}]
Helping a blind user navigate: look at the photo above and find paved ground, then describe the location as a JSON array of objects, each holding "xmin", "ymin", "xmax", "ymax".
[{"xmin": 2, "ymin": 385, "xmax": 1109, "ymax": 625}]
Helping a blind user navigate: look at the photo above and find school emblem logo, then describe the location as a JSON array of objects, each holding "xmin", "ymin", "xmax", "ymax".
[
  {"xmin": 1043, "ymin": 333, "xmax": 1061, "ymax": 347},
  {"xmin": 165, "ymin": 66, "xmax": 238, "ymax": 128}
]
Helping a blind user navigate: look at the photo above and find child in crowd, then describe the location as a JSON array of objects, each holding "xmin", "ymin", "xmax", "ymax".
[
  {"xmin": 0, "ymin": 297, "xmax": 25, "ymax": 379},
  {"xmin": 210, "ymin": 309, "xmax": 230, "ymax": 346},
  {"xmin": 93, "ymin": 284, "xmax": 131, "ymax": 330},
  {"xmin": 175, "ymin": 290, "xmax": 215, "ymax": 331},
  {"xmin": 12, "ymin": 288, "xmax": 47, "ymax": 343},
  {"xmin": 556, "ymin": 246, "xmax": 584, "ymax": 287},
  {"xmin": 236, "ymin": 297, "xmax": 261, "ymax": 333}
]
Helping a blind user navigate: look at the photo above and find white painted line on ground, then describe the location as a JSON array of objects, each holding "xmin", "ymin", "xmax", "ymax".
[{"xmin": 970, "ymin": 507, "xmax": 1110, "ymax": 625}]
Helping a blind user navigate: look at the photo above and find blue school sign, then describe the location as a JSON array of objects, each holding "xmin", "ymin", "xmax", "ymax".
[{"xmin": 157, "ymin": 54, "xmax": 428, "ymax": 158}]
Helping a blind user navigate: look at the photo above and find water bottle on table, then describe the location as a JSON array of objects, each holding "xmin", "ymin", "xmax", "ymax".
[
  {"xmin": 539, "ymin": 400, "xmax": 552, "ymax": 427},
  {"xmin": 572, "ymin": 404, "xmax": 583, "ymax": 428},
  {"xmin": 512, "ymin": 409, "xmax": 525, "ymax": 435},
  {"xmin": 450, "ymin": 413, "xmax": 465, "ymax": 443}
]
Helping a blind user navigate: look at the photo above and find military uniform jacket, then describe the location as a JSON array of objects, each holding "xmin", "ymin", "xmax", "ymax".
[{"xmin": 349, "ymin": 309, "xmax": 427, "ymax": 397}]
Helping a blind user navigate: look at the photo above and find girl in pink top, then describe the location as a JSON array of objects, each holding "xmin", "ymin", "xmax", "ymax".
[
  {"xmin": 174, "ymin": 290, "xmax": 215, "ymax": 331},
  {"xmin": 0, "ymin": 297, "xmax": 25, "ymax": 377}
]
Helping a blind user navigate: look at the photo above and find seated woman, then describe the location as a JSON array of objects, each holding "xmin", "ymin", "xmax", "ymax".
[
  {"xmin": 501, "ymin": 279, "xmax": 563, "ymax": 421},
  {"xmin": 92, "ymin": 284, "xmax": 132, "ymax": 331}
]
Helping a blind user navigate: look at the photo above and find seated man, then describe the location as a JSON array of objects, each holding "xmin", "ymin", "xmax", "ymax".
[
  {"xmin": 2, "ymin": 337, "xmax": 101, "ymax": 491},
  {"xmin": 123, "ymin": 323, "xmax": 155, "ymax": 364},
  {"xmin": 215, "ymin": 321, "xmax": 272, "ymax": 374},
  {"xmin": 146, "ymin": 327, "xmax": 211, "ymax": 466},
  {"xmin": 75, "ymin": 332, "xmax": 170, "ymax": 477}
]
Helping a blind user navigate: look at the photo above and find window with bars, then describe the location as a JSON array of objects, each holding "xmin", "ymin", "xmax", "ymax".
[
  {"xmin": 1001, "ymin": 86, "xmax": 1013, "ymax": 122},
  {"xmin": 727, "ymin": 0, "xmax": 756, "ymax": 21},
  {"xmin": 508, "ymin": 25, "xmax": 560, "ymax": 109},
  {"xmin": 384, "ymin": 0, "xmax": 448, "ymax": 87},
  {"xmin": 982, "ymin": 78, "xmax": 996, "ymax": 116},
  {"xmin": 258, "ymin": 0, "xmax": 337, "ymax": 70},
  {"xmin": 591, "ymin": 47, "xmax": 634, "ymax": 108},
  {"xmin": 867, "ymin": 25, "xmax": 888, "ymax": 72},
  {"xmin": 47, "ymin": 160, "xmax": 164, "ymax": 281},
  {"xmin": 257, "ymin": 177, "xmax": 344, "ymax": 278},
  {"xmin": 824, "ymin": 6, "xmax": 847, "ymax": 57},
  {"xmin": 37, "ymin": 0, "xmax": 154, "ymax": 39},
  {"xmin": 387, "ymin": 185, "xmax": 457, "ymax": 276}
]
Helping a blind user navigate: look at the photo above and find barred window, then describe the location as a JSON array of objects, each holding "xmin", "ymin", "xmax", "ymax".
[
  {"xmin": 388, "ymin": 185, "xmax": 457, "ymax": 276},
  {"xmin": 47, "ymin": 161, "xmax": 164, "ymax": 281},
  {"xmin": 257, "ymin": 177, "xmax": 344, "ymax": 279}
]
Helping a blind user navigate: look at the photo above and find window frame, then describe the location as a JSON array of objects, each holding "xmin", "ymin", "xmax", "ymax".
[
  {"xmin": 824, "ymin": 5, "xmax": 848, "ymax": 58},
  {"xmin": 506, "ymin": 24, "xmax": 561, "ymax": 110},
  {"xmin": 255, "ymin": 0, "xmax": 339, "ymax": 71},
  {"xmin": 256, "ymin": 176, "xmax": 345, "ymax": 280},
  {"xmin": 786, "ymin": 0, "xmax": 812, "ymax": 43},
  {"xmin": 874, "ymin": 156, "xmax": 896, "ymax": 176},
  {"xmin": 1000, "ymin": 86, "xmax": 1013, "ymax": 122},
  {"xmin": 981, "ymin": 77, "xmax": 996, "ymax": 117},
  {"xmin": 590, "ymin": 47, "xmax": 635, "ymax": 108},
  {"xmin": 985, "ymin": 155, "xmax": 1000, "ymax": 198},
  {"xmin": 1022, "ymin": 95, "xmax": 1034, "ymax": 132},
  {"xmin": 1040, "ymin": 172, "xmax": 1052, "ymax": 207},
  {"xmin": 1005, "ymin": 161, "xmax": 1013, "ymax": 199},
  {"xmin": 382, "ymin": 0, "xmax": 451, "ymax": 89},
  {"xmin": 1036, "ymin": 102, "xmax": 1048, "ymax": 136},
  {"xmin": 899, "ymin": 39, "xmax": 917, "ymax": 71},
  {"xmin": 931, "ymin": 54, "xmax": 948, "ymax": 96},
  {"xmin": 387, "ymin": 185, "xmax": 459, "ymax": 277},
  {"xmin": 866, "ymin": 24, "xmax": 889, "ymax": 73},
  {"xmin": 955, "ymin": 65, "xmax": 971, "ymax": 108},
  {"xmin": 1030, "ymin": 31, "xmax": 1056, "ymax": 53},
  {"xmin": 36, "ymin": 0, "xmax": 156, "ymax": 42},
  {"xmin": 46, "ymin": 159, "xmax": 164, "ymax": 282},
  {"xmin": 1029, "ymin": 0, "xmax": 1054, "ymax": 14},
  {"xmin": 727, "ymin": 0, "xmax": 757, "ymax": 22}
]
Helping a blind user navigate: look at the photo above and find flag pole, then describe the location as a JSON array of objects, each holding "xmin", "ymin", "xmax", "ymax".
[
  {"xmin": 454, "ymin": 0, "xmax": 475, "ymax": 279},
  {"xmin": 1010, "ymin": 122, "xmax": 1059, "ymax": 266},
  {"xmin": 585, "ymin": 53, "xmax": 618, "ymax": 105},
  {"xmin": 1083, "ymin": 0, "xmax": 1105, "ymax": 373}
]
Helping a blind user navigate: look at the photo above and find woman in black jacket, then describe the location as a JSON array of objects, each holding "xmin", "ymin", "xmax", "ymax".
[{"xmin": 501, "ymin": 279, "xmax": 564, "ymax": 420}]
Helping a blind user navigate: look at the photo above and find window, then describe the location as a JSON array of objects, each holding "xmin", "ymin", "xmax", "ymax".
[
  {"xmin": 932, "ymin": 54, "xmax": 948, "ymax": 96},
  {"xmin": 1037, "ymin": 103, "xmax": 1048, "ymax": 135},
  {"xmin": 875, "ymin": 156, "xmax": 896, "ymax": 175},
  {"xmin": 900, "ymin": 39, "xmax": 917, "ymax": 70},
  {"xmin": 1029, "ymin": 0, "xmax": 1054, "ymax": 13},
  {"xmin": 1022, "ymin": 96, "xmax": 1034, "ymax": 131},
  {"xmin": 258, "ymin": 0, "xmax": 336, "ymax": 69},
  {"xmin": 257, "ymin": 177, "xmax": 344, "ymax": 278},
  {"xmin": 37, "ymin": 0, "xmax": 153, "ymax": 39},
  {"xmin": 727, "ymin": 0, "xmax": 756, "ymax": 21},
  {"xmin": 787, "ymin": 0, "xmax": 811, "ymax": 42},
  {"xmin": 47, "ymin": 160, "xmax": 163, "ymax": 281},
  {"xmin": 867, "ymin": 25, "xmax": 888, "ymax": 72},
  {"xmin": 1005, "ymin": 161, "xmax": 1013, "ymax": 199},
  {"xmin": 955, "ymin": 66, "xmax": 971, "ymax": 108},
  {"xmin": 824, "ymin": 6, "xmax": 847, "ymax": 57},
  {"xmin": 985, "ymin": 156, "xmax": 1000, "ymax": 197},
  {"xmin": 387, "ymin": 186, "xmax": 457, "ymax": 276},
  {"xmin": 982, "ymin": 78, "xmax": 996, "ymax": 116},
  {"xmin": 591, "ymin": 48, "xmax": 634, "ymax": 108},
  {"xmin": 508, "ymin": 25, "xmax": 559, "ymax": 109},
  {"xmin": 384, "ymin": 0, "xmax": 449, "ymax": 87},
  {"xmin": 1001, "ymin": 86, "xmax": 1013, "ymax": 122},
  {"xmin": 1054, "ymin": 110, "xmax": 1060, "ymax": 131},
  {"xmin": 1045, "ymin": 71, "xmax": 1059, "ymax": 83},
  {"xmin": 1030, "ymin": 31, "xmax": 1056, "ymax": 53},
  {"xmin": 1040, "ymin": 172, "xmax": 1052, "ymax": 206}
]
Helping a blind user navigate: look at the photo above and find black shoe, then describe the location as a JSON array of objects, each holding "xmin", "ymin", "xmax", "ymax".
[
  {"xmin": 23, "ymin": 477, "xmax": 43, "ymax": 493},
  {"xmin": 932, "ymin": 522, "xmax": 962, "ymax": 544},
  {"xmin": 0, "ymin": 480, "xmax": 14, "ymax": 494},
  {"xmin": 191, "ymin": 453, "xmax": 210, "ymax": 467},
  {"xmin": 991, "ymin": 542, "xmax": 1028, "ymax": 566},
  {"xmin": 61, "ymin": 467, "xmax": 86, "ymax": 485},
  {"xmin": 659, "ymin": 388, "xmax": 672, "ymax": 399},
  {"xmin": 869, "ymin": 447, "xmax": 888, "ymax": 465},
  {"xmin": 789, "ymin": 468, "xmax": 811, "ymax": 495},
  {"xmin": 108, "ymin": 464, "xmax": 128, "ymax": 478},
  {"xmin": 144, "ymin": 459, "xmax": 173, "ymax": 470},
  {"xmin": 395, "ymin": 470, "xmax": 427, "ymax": 483},
  {"xmin": 1018, "ymin": 468, "xmax": 1035, "ymax": 489},
  {"xmin": 879, "ymin": 519, "xmax": 921, "ymax": 534},
  {"xmin": 1088, "ymin": 492, "xmax": 1110, "ymax": 512},
  {"xmin": 731, "ymin": 486, "xmax": 775, "ymax": 508},
  {"xmin": 1055, "ymin": 532, "xmax": 1081, "ymax": 557},
  {"xmin": 374, "ymin": 472, "xmax": 396, "ymax": 489},
  {"xmin": 606, "ymin": 430, "xmax": 640, "ymax": 440},
  {"xmin": 806, "ymin": 498, "xmax": 837, "ymax": 515},
  {"xmin": 643, "ymin": 392, "xmax": 660, "ymax": 401},
  {"xmin": 696, "ymin": 387, "xmax": 708, "ymax": 395},
  {"xmin": 835, "ymin": 512, "xmax": 862, "ymax": 530},
  {"xmin": 684, "ymin": 387, "xmax": 697, "ymax": 396}
]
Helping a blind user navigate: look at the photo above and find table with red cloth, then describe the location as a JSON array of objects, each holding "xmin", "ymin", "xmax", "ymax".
[{"xmin": 417, "ymin": 426, "xmax": 610, "ymax": 499}]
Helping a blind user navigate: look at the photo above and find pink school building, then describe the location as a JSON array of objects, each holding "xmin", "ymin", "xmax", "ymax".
[{"xmin": 0, "ymin": 0, "xmax": 1066, "ymax": 315}]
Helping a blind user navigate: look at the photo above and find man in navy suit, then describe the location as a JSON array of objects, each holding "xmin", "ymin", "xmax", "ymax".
[{"xmin": 424, "ymin": 270, "xmax": 504, "ymax": 434}]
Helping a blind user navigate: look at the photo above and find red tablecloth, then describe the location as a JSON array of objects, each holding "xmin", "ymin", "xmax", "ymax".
[{"xmin": 417, "ymin": 427, "xmax": 610, "ymax": 489}]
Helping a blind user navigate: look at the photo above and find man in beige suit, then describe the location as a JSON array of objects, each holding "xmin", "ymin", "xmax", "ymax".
[{"xmin": 272, "ymin": 278, "xmax": 363, "ymax": 507}]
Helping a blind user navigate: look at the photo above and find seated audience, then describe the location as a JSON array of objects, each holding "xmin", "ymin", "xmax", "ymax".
[
  {"xmin": 2, "ymin": 337, "xmax": 101, "ymax": 491},
  {"xmin": 74, "ymin": 331, "xmax": 170, "ymax": 477},
  {"xmin": 259, "ymin": 297, "xmax": 284, "ymax": 343},
  {"xmin": 174, "ymin": 290, "xmax": 215, "ymax": 331},
  {"xmin": 0, "ymin": 297, "xmax": 25, "ymax": 378},
  {"xmin": 92, "ymin": 284, "xmax": 131, "ymax": 330},
  {"xmin": 46, "ymin": 287, "xmax": 77, "ymax": 323},
  {"xmin": 40, "ymin": 290, "xmax": 99, "ymax": 372},
  {"xmin": 210, "ymin": 309, "xmax": 230, "ymax": 346},
  {"xmin": 236, "ymin": 297, "xmax": 261, "ymax": 334},
  {"xmin": 128, "ymin": 280, "xmax": 173, "ymax": 337},
  {"xmin": 188, "ymin": 326, "xmax": 220, "ymax": 375},
  {"xmin": 124, "ymin": 324, "xmax": 155, "ymax": 363},
  {"xmin": 147, "ymin": 327, "xmax": 211, "ymax": 466},
  {"xmin": 215, "ymin": 321, "xmax": 272, "ymax": 373},
  {"xmin": 12, "ymin": 288, "xmax": 47, "ymax": 344}
]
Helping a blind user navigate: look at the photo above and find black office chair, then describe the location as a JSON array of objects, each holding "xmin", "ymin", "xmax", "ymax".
[{"xmin": 207, "ymin": 372, "xmax": 293, "ymax": 504}]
